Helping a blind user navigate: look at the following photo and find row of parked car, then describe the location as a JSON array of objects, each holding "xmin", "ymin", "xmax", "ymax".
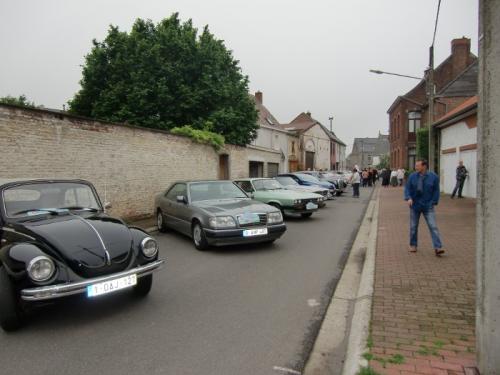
[
  {"xmin": 0, "ymin": 171, "xmax": 349, "ymax": 330},
  {"xmin": 154, "ymin": 171, "xmax": 350, "ymax": 251}
]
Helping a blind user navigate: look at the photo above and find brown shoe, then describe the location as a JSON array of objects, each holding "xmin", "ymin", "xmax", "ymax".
[
  {"xmin": 409, "ymin": 246, "xmax": 417, "ymax": 253},
  {"xmin": 435, "ymin": 248, "xmax": 445, "ymax": 256}
]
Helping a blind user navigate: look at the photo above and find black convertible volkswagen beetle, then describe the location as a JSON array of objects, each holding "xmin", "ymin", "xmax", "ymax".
[{"xmin": 0, "ymin": 178, "xmax": 164, "ymax": 331}]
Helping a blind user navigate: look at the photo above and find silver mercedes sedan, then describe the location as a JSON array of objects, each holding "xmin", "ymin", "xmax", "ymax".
[{"xmin": 154, "ymin": 180, "xmax": 287, "ymax": 250}]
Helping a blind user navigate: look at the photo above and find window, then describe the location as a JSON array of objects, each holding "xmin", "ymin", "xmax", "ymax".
[
  {"xmin": 408, "ymin": 111, "xmax": 421, "ymax": 133},
  {"xmin": 408, "ymin": 148, "xmax": 416, "ymax": 170},
  {"xmin": 235, "ymin": 180, "xmax": 254, "ymax": 193},
  {"xmin": 189, "ymin": 181, "xmax": 247, "ymax": 202},
  {"xmin": 249, "ymin": 161, "xmax": 264, "ymax": 177},
  {"xmin": 166, "ymin": 183, "xmax": 187, "ymax": 201}
]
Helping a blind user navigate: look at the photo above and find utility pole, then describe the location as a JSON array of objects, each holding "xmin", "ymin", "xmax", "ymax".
[
  {"xmin": 427, "ymin": 47, "xmax": 435, "ymax": 172},
  {"xmin": 477, "ymin": 1, "xmax": 500, "ymax": 373}
]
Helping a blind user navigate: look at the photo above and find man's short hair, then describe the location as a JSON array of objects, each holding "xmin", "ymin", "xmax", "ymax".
[{"xmin": 416, "ymin": 158, "xmax": 428, "ymax": 167}]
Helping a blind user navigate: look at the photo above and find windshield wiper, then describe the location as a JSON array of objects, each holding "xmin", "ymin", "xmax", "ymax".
[
  {"xmin": 12, "ymin": 208, "xmax": 62, "ymax": 216},
  {"xmin": 60, "ymin": 206, "xmax": 99, "ymax": 212}
]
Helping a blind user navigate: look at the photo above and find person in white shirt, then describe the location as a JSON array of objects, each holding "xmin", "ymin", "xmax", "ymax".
[
  {"xmin": 390, "ymin": 169, "xmax": 398, "ymax": 186},
  {"xmin": 397, "ymin": 168, "xmax": 405, "ymax": 186},
  {"xmin": 349, "ymin": 167, "xmax": 361, "ymax": 197}
]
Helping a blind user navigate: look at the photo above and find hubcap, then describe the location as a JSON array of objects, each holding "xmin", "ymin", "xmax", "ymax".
[
  {"xmin": 157, "ymin": 213, "xmax": 163, "ymax": 229},
  {"xmin": 193, "ymin": 225, "xmax": 202, "ymax": 245}
]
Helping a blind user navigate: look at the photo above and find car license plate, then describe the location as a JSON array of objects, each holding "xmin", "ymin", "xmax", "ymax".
[
  {"xmin": 306, "ymin": 202, "xmax": 318, "ymax": 210},
  {"xmin": 242, "ymin": 228, "xmax": 268, "ymax": 237},
  {"xmin": 87, "ymin": 274, "xmax": 137, "ymax": 298}
]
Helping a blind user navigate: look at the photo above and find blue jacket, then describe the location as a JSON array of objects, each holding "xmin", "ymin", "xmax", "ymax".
[{"xmin": 404, "ymin": 171, "xmax": 440, "ymax": 210}]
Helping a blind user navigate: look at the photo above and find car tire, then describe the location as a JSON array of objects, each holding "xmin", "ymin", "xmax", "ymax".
[
  {"xmin": 0, "ymin": 266, "xmax": 23, "ymax": 332},
  {"xmin": 268, "ymin": 202, "xmax": 283, "ymax": 214},
  {"xmin": 133, "ymin": 275, "xmax": 153, "ymax": 297},
  {"xmin": 157, "ymin": 210, "xmax": 167, "ymax": 233},
  {"xmin": 301, "ymin": 212, "xmax": 313, "ymax": 218},
  {"xmin": 192, "ymin": 222, "xmax": 209, "ymax": 251}
]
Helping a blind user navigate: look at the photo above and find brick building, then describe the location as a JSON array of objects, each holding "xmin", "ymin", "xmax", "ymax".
[{"xmin": 387, "ymin": 37, "xmax": 477, "ymax": 169}]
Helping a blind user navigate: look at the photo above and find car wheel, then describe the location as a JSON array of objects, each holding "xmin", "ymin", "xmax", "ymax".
[
  {"xmin": 0, "ymin": 266, "xmax": 23, "ymax": 332},
  {"xmin": 268, "ymin": 202, "xmax": 283, "ymax": 214},
  {"xmin": 133, "ymin": 274, "xmax": 153, "ymax": 297},
  {"xmin": 157, "ymin": 210, "xmax": 167, "ymax": 232},
  {"xmin": 301, "ymin": 212, "xmax": 313, "ymax": 218},
  {"xmin": 192, "ymin": 222, "xmax": 209, "ymax": 251}
]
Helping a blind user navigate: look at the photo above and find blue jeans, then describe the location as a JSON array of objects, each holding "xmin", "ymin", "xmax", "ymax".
[
  {"xmin": 352, "ymin": 183, "xmax": 360, "ymax": 197},
  {"xmin": 409, "ymin": 206, "xmax": 442, "ymax": 249}
]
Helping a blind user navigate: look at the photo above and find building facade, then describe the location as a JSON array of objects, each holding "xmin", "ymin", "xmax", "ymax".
[
  {"xmin": 387, "ymin": 37, "xmax": 477, "ymax": 170},
  {"xmin": 281, "ymin": 112, "xmax": 345, "ymax": 171},
  {"xmin": 435, "ymin": 96, "xmax": 477, "ymax": 198},
  {"xmin": 347, "ymin": 133, "xmax": 389, "ymax": 169},
  {"xmin": 250, "ymin": 92, "xmax": 299, "ymax": 177}
]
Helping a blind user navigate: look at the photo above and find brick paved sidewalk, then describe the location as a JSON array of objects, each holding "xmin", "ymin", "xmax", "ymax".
[{"xmin": 367, "ymin": 187, "xmax": 476, "ymax": 375}]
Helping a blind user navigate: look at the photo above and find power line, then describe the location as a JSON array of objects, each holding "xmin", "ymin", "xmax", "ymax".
[{"xmin": 432, "ymin": 0, "xmax": 442, "ymax": 47}]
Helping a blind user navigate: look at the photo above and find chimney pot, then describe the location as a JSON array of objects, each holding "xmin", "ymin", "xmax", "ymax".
[
  {"xmin": 451, "ymin": 37, "xmax": 471, "ymax": 54},
  {"xmin": 255, "ymin": 91, "xmax": 263, "ymax": 104}
]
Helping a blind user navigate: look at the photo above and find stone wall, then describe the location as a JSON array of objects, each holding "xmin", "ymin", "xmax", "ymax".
[{"xmin": 0, "ymin": 104, "xmax": 249, "ymax": 220}]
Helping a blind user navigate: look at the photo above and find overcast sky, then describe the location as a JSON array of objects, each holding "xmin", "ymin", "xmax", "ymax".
[{"xmin": 0, "ymin": 0, "xmax": 478, "ymax": 152}]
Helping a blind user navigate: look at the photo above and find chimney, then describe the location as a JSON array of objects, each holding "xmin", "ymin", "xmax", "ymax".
[
  {"xmin": 451, "ymin": 37, "xmax": 471, "ymax": 75},
  {"xmin": 306, "ymin": 111, "xmax": 312, "ymax": 117},
  {"xmin": 255, "ymin": 91, "xmax": 263, "ymax": 104}
]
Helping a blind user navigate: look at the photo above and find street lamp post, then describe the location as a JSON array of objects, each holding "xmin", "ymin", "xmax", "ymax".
[{"xmin": 369, "ymin": 65, "xmax": 436, "ymax": 172}]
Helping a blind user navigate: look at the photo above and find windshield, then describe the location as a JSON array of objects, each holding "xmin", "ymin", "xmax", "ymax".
[
  {"xmin": 275, "ymin": 176, "xmax": 298, "ymax": 186},
  {"xmin": 253, "ymin": 179, "xmax": 283, "ymax": 191},
  {"xmin": 296, "ymin": 173, "xmax": 321, "ymax": 183},
  {"xmin": 3, "ymin": 182, "xmax": 101, "ymax": 218},
  {"xmin": 189, "ymin": 181, "xmax": 248, "ymax": 202}
]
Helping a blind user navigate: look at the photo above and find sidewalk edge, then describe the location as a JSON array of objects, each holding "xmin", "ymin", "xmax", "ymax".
[
  {"xmin": 342, "ymin": 189, "xmax": 379, "ymax": 375},
  {"xmin": 303, "ymin": 189, "xmax": 379, "ymax": 375}
]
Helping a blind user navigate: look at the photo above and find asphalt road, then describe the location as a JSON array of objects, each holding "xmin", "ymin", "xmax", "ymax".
[{"xmin": 0, "ymin": 187, "xmax": 372, "ymax": 375}]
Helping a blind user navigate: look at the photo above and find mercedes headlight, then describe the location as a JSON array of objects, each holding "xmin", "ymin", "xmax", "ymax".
[
  {"xmin": 294, "ymin": 199, "xmax": 302, "ymax": 204},
  {"xmin": 209, "ymin": 216, "xmax": 236, "ymax": 229},
  {"xmin": 27, "ymin": 256, "xmax": 55, "ymax": 282},
  {"xmin": 267, "ymin": 211, "xmax": 283, "ymax": 224},
  {"xmin": 141, "ymin": 237, "xmax": 159, "ymax": 258}
]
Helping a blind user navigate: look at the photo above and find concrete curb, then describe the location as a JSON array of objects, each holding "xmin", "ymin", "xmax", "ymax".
[
  {"xmin": 145, "ymin": 226, "xmax": 158, "ymax": 234},
  {"xmin": 303, "ymin": 189, "xmax": 379, "ymax": 375},
  {"xmin": 342, "ymin": 190, "xmax": 379, "ymax": 375}
]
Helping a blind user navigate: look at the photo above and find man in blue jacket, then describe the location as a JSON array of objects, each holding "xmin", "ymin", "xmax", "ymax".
[{"xmin": 404, "ymin": 159, "xmax": 444, "ymax": 256}]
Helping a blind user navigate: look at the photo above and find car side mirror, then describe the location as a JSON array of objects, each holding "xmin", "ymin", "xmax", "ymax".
[
  {"xmin": 104, "ymin": 202, "xmax": 112, "ymax": 210},
  {"xmin": 248, "ymin": 192, "xmax": 255, "ymax": 198},
  {"xmin": 176, "ymin": 195, "xmax": 187, "ymax": 204}
]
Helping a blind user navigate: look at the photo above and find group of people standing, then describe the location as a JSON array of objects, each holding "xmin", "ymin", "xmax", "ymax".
[
  {"xmin": 379, "ymin": 168, "xmax": 405, "ymax": 187},
  {"xmin": 349, "ymin": 166, "xmax": 378, "ymax": 198}
]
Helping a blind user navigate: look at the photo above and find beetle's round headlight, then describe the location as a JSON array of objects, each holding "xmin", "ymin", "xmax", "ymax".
[
  {"xmin": 27, "ymin": 256, "xmax": 55, "ymax": 282},
  {"xmin": 141, "ymin": 237, "xmax": 158, "ymax": 258}
]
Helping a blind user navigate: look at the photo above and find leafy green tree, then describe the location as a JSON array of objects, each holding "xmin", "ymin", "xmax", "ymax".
[
  {"xmin": 0, "ymin": 94, "xmax": 36, "ymax": 107},
  {"xmin": 69, "ymin": 14, "xmax": 258, "ymax": 145},
  {"xmin": 376, "ymin": 154, "xmax": 390, "ymax": 170},
  {"xmin": 416, "ymin": 127, "xmax": 429, "ymax": 159}
]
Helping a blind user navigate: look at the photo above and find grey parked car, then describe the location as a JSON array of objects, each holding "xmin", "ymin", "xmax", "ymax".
[{"xmin": 154, "ymin": 181, "xmax": 287, "ymax": 250}]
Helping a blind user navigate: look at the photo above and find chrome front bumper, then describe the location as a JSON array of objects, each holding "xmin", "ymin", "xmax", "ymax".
[{"xmin": 21, "ymin": 259, "xmax": 165, "ymax": 301}]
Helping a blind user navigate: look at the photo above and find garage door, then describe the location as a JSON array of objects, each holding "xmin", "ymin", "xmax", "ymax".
[{"xmin": 267, "ymin": 163, "xmax": 279, "ymax": 177}]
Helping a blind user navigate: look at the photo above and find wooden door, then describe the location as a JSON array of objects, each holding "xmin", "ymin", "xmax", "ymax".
[{"xmin": 219, "ymin": 154, "xmax": 229, "ymax": 180}]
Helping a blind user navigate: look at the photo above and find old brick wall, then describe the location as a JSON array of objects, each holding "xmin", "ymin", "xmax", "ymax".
[{"xmin": 0, "ymin": 104, "xmax": 249, "ymax": 220}]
